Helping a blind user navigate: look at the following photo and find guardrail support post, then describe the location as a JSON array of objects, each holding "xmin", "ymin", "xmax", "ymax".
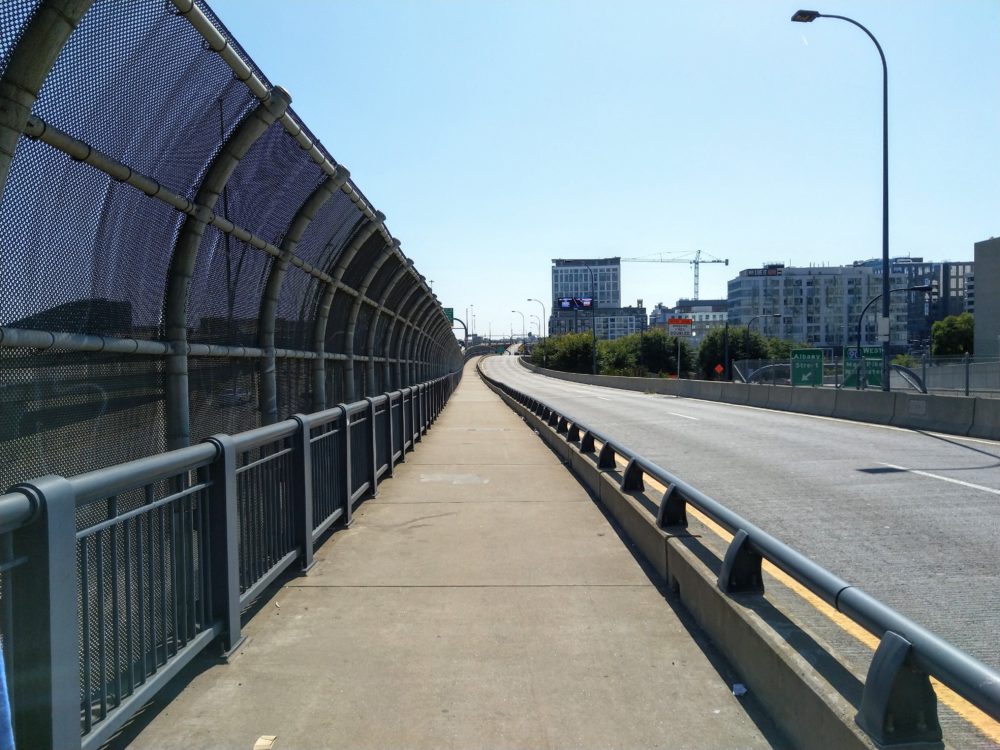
[
  {"xmin": 622, "ymin": 459, "xmax": 644, "ymax": 491},
  {"xmin": 10, "ymin": 476, "xmax": 79, "ymax": 750},
  {"xmin": 580, "ymin": 431, "xmax": 596, "ymax": 454},
  {"xmin": 291, "ymin": 416, "xmax": 315, "ymax": 572},
  {"xmin": 597, "ymin": 443, "xmax": 616, "ymax": 470},
  {"xmin": 718, "ymin": 529, "xmax": 763, "ymax": 594},
  {"xmin": 855, "ymin": 631, "xmax": 942, "ymax": 748},
  {"xmin": 656, "ymin": 484, "xmax": 688, "ymax": 528},
  {"xmin": 205, "ymin": 435, "xmax": 247, "ymax": 656},
  {"xmin": 567, "ymin": 423, "xmax": 580, "ymax": 443}
]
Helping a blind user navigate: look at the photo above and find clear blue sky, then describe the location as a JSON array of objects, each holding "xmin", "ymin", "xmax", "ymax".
[{"xmin": 212, "ymin": 0, "xmax": 999, "ymax": 340}]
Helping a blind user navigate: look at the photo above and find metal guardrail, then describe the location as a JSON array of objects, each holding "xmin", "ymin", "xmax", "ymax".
[
  {"xmin": 478, "ymin": 361, "xmax": 1000, "ymax": 748},
  {"xmin": 0, "ymin": 372, "xmax": 457, "ymax": 750}
]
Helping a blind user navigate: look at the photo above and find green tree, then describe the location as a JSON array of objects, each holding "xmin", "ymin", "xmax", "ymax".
[
  {"xmin": 931, "ymin": 312, "xmax": 974, "ymax": 355},
  {"xmin": 598, "ymin": 335, "xmax": 641, "ymax": 375},
  {"xmin": 549, "ymin": 332, "xmax": 595, "ymax": 373},
  {"xmin": 638, "ymin": 329, "xmax": 674, "ymax": 374}
]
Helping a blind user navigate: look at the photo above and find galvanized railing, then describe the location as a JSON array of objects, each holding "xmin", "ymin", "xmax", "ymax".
[
  {"xmin": 479, "ymin": 362, "xmax": 1000, "ymax": 748},
  {"xmin": 0, "ymin": 373, "xmax": 457, "ymax": 750}
]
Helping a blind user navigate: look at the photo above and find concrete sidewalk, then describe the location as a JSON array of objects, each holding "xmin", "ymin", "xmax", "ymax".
[{"xmin": 118, "ymin": 360, "xmax": 782, "ymax": 749}]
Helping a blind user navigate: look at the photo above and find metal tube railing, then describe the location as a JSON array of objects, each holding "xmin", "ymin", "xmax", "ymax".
[
  {"xmin": 0, "ymin": 370, "xmax": 460, "ymax": 750},
  {"xmin": 477, "ymin": 362, "xmax": 1000, "ymax": 730}
]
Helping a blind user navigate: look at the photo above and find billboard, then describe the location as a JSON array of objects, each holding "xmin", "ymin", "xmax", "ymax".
[{"xmin": 556, "ymin": 297, "xmax": 594, "ymax": 311}]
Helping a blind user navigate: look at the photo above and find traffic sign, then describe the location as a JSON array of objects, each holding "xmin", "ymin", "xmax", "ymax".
[
  {"xmin": 667, "ymin": 317, "xmax": 693, "ymax": 337},
  {"xmin": 790, "ymin": 348, "xmax": 823, "ymax": 386},
  {"xmin": 714, "ymin": 363, "xmax": 725, "ymax": 375},
  {"xmin": 443, "ymin": 307, "xmax": 454, "ymax": 323},
  {"xmin": 843, "ymin": 346, "xmax": 883, "ymax": 388}
]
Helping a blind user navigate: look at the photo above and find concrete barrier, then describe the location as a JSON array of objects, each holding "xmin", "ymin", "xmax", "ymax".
[
  {"xmin": 766, "ymin": 385, "xmax": 793, "ymax": 411},
  {"xmin": 789, "ymin": 387, "xmax": 837, "ymax": 417},
  {"xmin": 747, "ymin": 384, "xmax": 771, "ymax": 408},
  {"xmin": 685, "ymin": 381, "xmax": 723, "ymax": 401},
  {"xmin": 969, "ymin": 398, "xmax": 1000, "ymax": 440},
  {"xmin": 833, "ymin": 389, "xmax": 895, "ymax": 425},
  {"xmin": 719, "ymin": 383, "xmax": 749, "ymax": 405},
  {"xmin": 487, "ymin": 378, "xmax": 874, "ymax": 750},
  {"xmin": 891, "ymin": 392, "xmax": 975, "ymax": 435}
]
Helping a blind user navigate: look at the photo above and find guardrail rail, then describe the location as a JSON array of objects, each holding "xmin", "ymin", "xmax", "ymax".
[{"xmin": 478, "ymin": 359, "xmax": 1000, "ymax": 748}]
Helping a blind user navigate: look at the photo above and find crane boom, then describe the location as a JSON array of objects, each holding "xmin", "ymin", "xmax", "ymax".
[{"xmin": 621, "ymin": 250, "xmax": 729, "ymax": 299}]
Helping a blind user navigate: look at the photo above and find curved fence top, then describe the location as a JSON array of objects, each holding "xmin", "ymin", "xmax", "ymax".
[{"xmin": 0, "ymin": 0, "xmax": 461, "ymax": 488}]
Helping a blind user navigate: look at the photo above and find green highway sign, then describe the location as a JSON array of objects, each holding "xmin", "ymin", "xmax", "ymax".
[
  {"xmin": 790, "ymin": 348, "xmax": 823, "ymax": 387},
  {"xmin": 443, "ymin": 307, "xmax": 454, "ymax": 323},
  {"xmin": 843, "ymin": 346, "xmax": 883, "ymax": 388}
]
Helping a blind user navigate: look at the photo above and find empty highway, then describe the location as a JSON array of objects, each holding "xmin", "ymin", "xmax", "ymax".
[{"xmin": 482, "ymin": 356, "xmax": 1000, "ymax": 679}]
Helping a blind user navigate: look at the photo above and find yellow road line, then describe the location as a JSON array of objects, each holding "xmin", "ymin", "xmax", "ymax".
[{"xmin": 586, "ymin": 437, "xmax": 1000, "ymax": 743}]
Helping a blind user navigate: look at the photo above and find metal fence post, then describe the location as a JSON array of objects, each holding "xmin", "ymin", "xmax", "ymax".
[
  {"xmin": 364, "ymin": 397, "xmax": 378, "ymax": 496},
  {"xmin": 384, "ymin": 393, "xmax": 395, "ymax": 477},
  {"xmin": 336, "ymin": 404, "xmax": 353, "ymax": 526},
  {"xmin": 203, "ymin": 435, "xmax": 246, "ymax": 657},
  {"xmin": 291, "ymin": 416, "xmax": 315, "ymax": 572},
  {"xmin": 10, "ymin": 475, "xmax": 80, "ymax": 750},
  {"xmin": 964, "ymin": 353, "xmax": 970, "ymax": 396}
]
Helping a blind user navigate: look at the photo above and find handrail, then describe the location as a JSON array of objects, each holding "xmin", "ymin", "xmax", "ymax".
[{"xmin": 477, "ymin": 362, "xmax": 1000, "ymax": 725}]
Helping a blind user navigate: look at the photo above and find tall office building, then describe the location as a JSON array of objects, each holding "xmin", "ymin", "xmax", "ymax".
[
  {"xmin": 551, "ymin": 257, "xmax": 621, "ymax": 308},
  {"xmin": 727, "ymin": 262, "xmax": 911, "ymax": 350},
  {"xmin": 727, "ymin": 258, "xmax": 978, "ymax": 352},
  {"xmin": 549, "ymin": 258, "xmax": 645, "ymax": 340}
]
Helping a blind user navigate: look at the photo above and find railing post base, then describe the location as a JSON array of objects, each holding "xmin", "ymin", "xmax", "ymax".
[
  {"xmin": 718, "ymin": 528, "xmax": 763, "ymax": 594},
  {"xmin": 856, "ymin": 631, "xmax": 943, "ymax": 749}
]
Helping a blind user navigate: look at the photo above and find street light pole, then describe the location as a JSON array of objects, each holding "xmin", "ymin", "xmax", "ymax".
[
  {"xmin": 583, "ymin": 264, "xmax": 597, "ymax": 375},
  {"xmin": 511, "ymin": 310, "xmax": 525, "ymax": 342},
  {"xmin": 855, "ymin": 284, "xmax": 932, "ymax": 389},
  {"xmin": 793, "ymin": 9, "xmax": 890, "ymax": 388},
  {"xmin": 528, "ymin": 297, "xmax": 547, "ymax": 367},
  {"xmin": 744, "ymin": 313, "xmax": 781, "ymax": 363}
]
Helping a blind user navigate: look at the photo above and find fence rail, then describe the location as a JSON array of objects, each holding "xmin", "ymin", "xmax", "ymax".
[
  {"xmin": 479, "ymin": 361, "xmax": 1000, "ymax": 748},
  {"xmin": 0, "ymin": 372, "xmax": 457, "ymax": 750}
]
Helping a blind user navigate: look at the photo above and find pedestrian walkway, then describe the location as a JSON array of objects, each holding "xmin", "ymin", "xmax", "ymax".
[{"xmin": 117, "ymin": 360, "xmax": 780, "ymax": 749}]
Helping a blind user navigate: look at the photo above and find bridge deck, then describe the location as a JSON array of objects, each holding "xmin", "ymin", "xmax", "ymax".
[{"xmin": 114, "ymin": 360, "xmax": 781, "ymax": 749}]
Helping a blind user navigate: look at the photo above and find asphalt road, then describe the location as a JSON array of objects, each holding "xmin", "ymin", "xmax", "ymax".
[{"xmin": 482, "ymin": 355, "xmax": 1000, "ymax": 676}]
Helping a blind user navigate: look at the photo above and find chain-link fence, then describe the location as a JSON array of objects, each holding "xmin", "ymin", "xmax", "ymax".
[{"xmin": 733, "ymin": 356, "xmax": 1000, "ymax": 398}]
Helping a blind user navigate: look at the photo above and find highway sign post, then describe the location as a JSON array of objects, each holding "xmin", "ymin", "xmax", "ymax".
[
  {"xmin": 667, "ymin": 318, "xmax": 692, "ymax": 378},
  {"xmin": 790, "ymin": 348, "xmax": 823, "ymax": 387},
  {"xmin": 843, "ymin": 346, "xmax": 883, "ymax": 388}
]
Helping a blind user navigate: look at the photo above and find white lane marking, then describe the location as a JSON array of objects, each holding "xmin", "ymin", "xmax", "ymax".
[
  {"xmin": 668, "ymin": 412, "xmax": 699, "ymax": 421},
  {"xmin": 877, "ymin": 462, "xmax": 1000, "ymax": 496},
  {"xmin": 595, "ymin": 396, "xmax": 611, "ymax": 401}
]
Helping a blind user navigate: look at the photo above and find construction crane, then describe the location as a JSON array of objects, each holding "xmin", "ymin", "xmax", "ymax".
[{"xmin": 621, "ymin": 250, "xmax": 729, "ymax": 300}]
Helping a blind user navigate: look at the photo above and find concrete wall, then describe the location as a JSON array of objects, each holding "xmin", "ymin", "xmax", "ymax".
[{"xmin": 517, "ymin": 358, "xmax": 998, "ymax": 440}]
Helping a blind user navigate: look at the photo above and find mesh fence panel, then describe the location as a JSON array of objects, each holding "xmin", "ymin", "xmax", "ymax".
[
  {"xmin": 0, "ymin": 0, "xmax": 38, "ymax": 76},
  {"xmin": 0, "ymin": 347, "xmax": 165, "ymax": 491}
]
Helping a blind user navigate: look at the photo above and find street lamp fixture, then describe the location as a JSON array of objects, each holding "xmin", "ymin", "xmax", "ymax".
[
  {"xmin": 582, "ymin": 264, "xmax": 597, "ymax": 375},
  {"xmin": 744, "ymin": 313, "xmax": 781, "ymax": 360},
  {"xmin": 527, "ymin": 297, "xmax": 547, "ymax": 366},
  {"xmin": 511, "ymin": 310, "xmax": 526, "ymax": 344},
  {"xmin": 854, "ymin": 285, "xmax": 933, "ymax": 390},
  {"xmin": 792, "ymin": 9, "xmax": 890, "ymax": 387}
]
